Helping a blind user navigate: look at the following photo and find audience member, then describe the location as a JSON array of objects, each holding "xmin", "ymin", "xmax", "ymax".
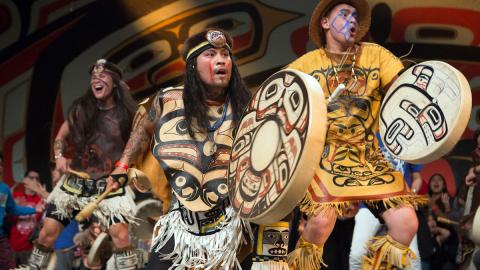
[
  {"xmin": 9, "ymin": 170, "xmax": 44, "ymax": 265},
  {"xmin": 427, "ymin": 212, "xmax": 459, "ymax": 270},
  {"xmin": 0, "ymin": 153, "xmax": 38, "ymax": 269},
  {"xmin": 428, "ymin": 174, "xmax": 462, "ymax": 221}
]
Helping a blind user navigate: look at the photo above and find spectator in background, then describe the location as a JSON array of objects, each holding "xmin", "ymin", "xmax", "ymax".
[
  {"xmin": 427, "ymin": 212, "xmax": 459, "ymax": 270},
  {"xmin": 428, "ymin": 173, "xmax": 462, "ymax": 221},
  {"xmin": 0, "ymin": 153, "xmax": 38, "ymax": 269},
  {"xmin": 9, "ymin": 170, "xmax": 45, "ymax": 265},
  {"xmin": 460, "ymin": 129, "xmax": 480, "ymax": 269}
]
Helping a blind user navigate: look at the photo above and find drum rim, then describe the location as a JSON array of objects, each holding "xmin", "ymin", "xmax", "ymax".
[
  {"xmin": 87, "ymin": 232, "xmax": 109, "ymax": 266},
  {"xmin": 228, "ymin": 68, "xmax": 327, "ymax": 224}
]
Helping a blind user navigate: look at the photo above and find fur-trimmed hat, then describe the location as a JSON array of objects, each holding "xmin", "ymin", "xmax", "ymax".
[
  {"xmin": 309, "ymin": 0, "xmax": 370, "ymax": 48},
  {"xmin": 181, "ymin": 28, "xmax": 233, "ymax": 61},
  {"xmin": 89, "ymin": 59, "xmax": 123, "ymax": 79}
]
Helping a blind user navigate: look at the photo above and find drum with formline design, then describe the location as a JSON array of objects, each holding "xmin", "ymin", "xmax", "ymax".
[
  {"xmin": 228, "ymin": 69, "xmax": 327, "ymax": 224},
  {"xmin": 379, "ymin": 61, "xmax": 472, "ymax": 164}
]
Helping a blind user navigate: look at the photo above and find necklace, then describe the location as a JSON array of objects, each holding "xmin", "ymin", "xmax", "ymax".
[
  {"xmin": 327, "ymin": 46, "xmax": 358, "ymax": 102},
  {"xmin": 205, "ymin": 96, "xmax": 229, "ymax": 156}
]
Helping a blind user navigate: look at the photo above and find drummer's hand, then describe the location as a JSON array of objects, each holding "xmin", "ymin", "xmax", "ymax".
[
  {"xmin": 108, "ymin": 166, "xmax": 126, "ymax": 191},
  {"xmin": 56, "ymin": 157, "xmax": 68, "ymax": 174},
  {"xmin": 465, "ymin": 167, "xmax": 477, "ymax": 186}
]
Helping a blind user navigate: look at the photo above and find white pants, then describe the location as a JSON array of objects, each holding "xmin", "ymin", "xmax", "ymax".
[{"xmin": 349, "ymin": 208, "xmax": 421, "ymax": 270}]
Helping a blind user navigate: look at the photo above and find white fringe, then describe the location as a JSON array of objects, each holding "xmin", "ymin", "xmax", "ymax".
[
  {"xmin": 151, "ymin": 206, "xmax": 246, "ymax": 270},
  {"xmin": 47, "ymin": 180, "xmax": 137, "ymax": 228},
  {"xmin": 251, "ymin": 261, "xmax": 289, "ymax": 270}
]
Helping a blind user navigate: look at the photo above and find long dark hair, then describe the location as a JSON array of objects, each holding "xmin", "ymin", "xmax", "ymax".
[
  {"xmin": 67, "ymin": 77, "xmax": 136, "ymax": 152},
  {"xmin": 428, "ymin": 173, "xmax": 448, "ymax": 196},
  {"xmin": 183, "ymin": 57, "xmax": 251, "ymax": 137}
]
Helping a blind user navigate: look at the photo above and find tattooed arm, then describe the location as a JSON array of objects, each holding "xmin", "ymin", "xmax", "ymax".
[
  {"xmin": 109, "ymin": 93, "xmax": 162, "ymax": 188},
  {"xmin": 54, "ymin": 121, "xmax": 70, "ymax": 173}
]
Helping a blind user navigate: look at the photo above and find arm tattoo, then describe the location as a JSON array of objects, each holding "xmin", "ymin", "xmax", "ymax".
[
  {"xmin": 54, "ymin": 139, "xmax": 66, "ymax": 155},
  {"xmin": 121, "ymin": 121, "xmax": 151, "ymax": 163}
]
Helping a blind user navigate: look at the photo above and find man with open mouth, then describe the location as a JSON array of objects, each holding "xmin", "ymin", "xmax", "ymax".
[
  {"xmin": 287, "ymin": 0, "xmax": 426, "ymax": 269},
  {"xmin": 18, "ymin": 59, "xmax": 139, "ymax": 269},
  {"xmin": 110, "ymin": 28, "xmax": 252, "ymax": 269}
]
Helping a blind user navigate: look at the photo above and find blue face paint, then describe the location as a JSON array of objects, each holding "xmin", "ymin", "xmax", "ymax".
[{"xmin": 330, "ymin": 8, "xmax": 357, "ymax": 41}]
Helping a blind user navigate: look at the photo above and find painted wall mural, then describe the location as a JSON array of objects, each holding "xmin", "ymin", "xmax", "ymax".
[{"xmin": 0, "ymin": 0, "xmax": 479, "ymax": 194}]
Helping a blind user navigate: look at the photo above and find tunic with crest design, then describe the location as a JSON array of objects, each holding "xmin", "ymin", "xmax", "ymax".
[
  {"xmin": 288, "ymin": 43, "xmax": 420, "ymax": 213},
  {"xmin": 151, "ymin": 86, "xmax": 234, "ymax": 211}
]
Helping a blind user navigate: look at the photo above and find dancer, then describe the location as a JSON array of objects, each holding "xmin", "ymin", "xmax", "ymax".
[
  {"xmin": 111, "ymin": 28, "xmax": 251, "ymax": 269},
  {"xmin": 19, "ymin": 59, "xmax": 138, "ymax": 269},
  {"xmin": 287, "ymin": 1, "xmax": 424, "ymax": 269}
]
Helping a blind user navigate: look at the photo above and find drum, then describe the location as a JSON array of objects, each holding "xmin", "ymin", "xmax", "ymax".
[
  {"xmin": 131, "ymin": 199, "xmax": 163, "ymax": 242},
  {"xmin": 470, "ymin": 207, "xmax": 480, "ymax": 245},
  {"xmin": 131, "ymin": 97, "xmax": 172, "ymax": 214},
  {"xmin": 87, "ymin": 232, "xmax": 111, "ymax": 267},
  {"xmin": 228, "ymin": 69, "xmax": 327, "ymax": 224},
  {"xmin": 379, "ymin": 61, "xmax": 472, "ymax": 163}
]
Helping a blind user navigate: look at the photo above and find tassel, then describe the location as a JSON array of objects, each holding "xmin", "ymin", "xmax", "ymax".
[
  {"xmin": 299, "ymin": 192, "xmax": 351, "ymax": 217},
  {"xmin": 47, "ymin": 178, "xmax": 138, "ymax": 227},
  {"xmin": 287, "ymin": 236, "xmax": 327, "ymax": 270},
  {"xmin": 151, "ymin": 207, "xmax": 246, "ymax": 270},
  {"xmin": 251, "ymin": 261, "xmax": 289, "ymax": 270},
  {"xmin": 363, "ymin": 235, "xmax": 416, "ymax": 270}
]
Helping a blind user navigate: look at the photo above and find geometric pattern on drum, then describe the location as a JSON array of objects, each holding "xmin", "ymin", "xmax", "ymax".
[
  {"xmin": 311, "ymin": 65, "xmax": 395, "ymax": 188},
  {"xmin": 152, "ymin": 87, "xmax": 234, "ymax": 211},
  {"xmin": 379, "ymin": 61, "xmax": 470, "ymax": 163},
  {"xmin": 229, "ymin": 70, "xmax": 312, "ymax": 218}
]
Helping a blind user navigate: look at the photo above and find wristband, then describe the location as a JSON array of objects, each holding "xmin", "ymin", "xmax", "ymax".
[{"xmin": 114, "ymin": 161, "xmax": 129, "ymax": 170}]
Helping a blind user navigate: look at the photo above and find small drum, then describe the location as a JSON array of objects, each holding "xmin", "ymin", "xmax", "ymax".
[
  {"xmin": 131, "ymin": 199, "xmax": 163, "ymax": 242},
  {"xmin": 131, "ymin": 97, "xmax": 172, "ymax": 213},
  {"xmin": 379, "ymin": 61, "xmax": 471, "ymax": 163},
  {"xmin": 228, "ymin": 69, "xmax": 327, "ymax": 224},
  {"xmin": 87, "ymin": 232, "xmax": 111, "ymax": 267}
]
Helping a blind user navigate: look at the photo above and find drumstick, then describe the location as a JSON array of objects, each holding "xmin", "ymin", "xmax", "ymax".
[
  {"xmin": 437, "ymin": 216, "xmax": 460, "ymax": 225},
  {"xmin": 75, "ymin": 175, "xmax": 127, "ymax": 222},
  {"xmin": 328, "ymin": 83, "xmax": 346, "ymax": 103},
  {"xmin": 67, "ymin": 169, "xmax": 91, "ymax": 179}
]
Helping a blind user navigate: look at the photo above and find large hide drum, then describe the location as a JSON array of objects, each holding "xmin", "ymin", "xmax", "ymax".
[
  {"xmin": 228, "ymin": 69, "xmax": 327, "ymax": 224},
  {"xmin": 379, "ymin": 61, "xmax": 471, "ymax": 164},
  {"xmin": 471, "ymin": 207, "xmax": 480, "ymax": 245},
  {"xmin": 132, "ymin": 98, "xmax": 172, "ymax": 214}
]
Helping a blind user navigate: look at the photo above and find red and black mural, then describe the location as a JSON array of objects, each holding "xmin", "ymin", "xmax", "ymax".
[{"xmin": 0, "ymin": 0, "xmax": 479, "ymax": 193}]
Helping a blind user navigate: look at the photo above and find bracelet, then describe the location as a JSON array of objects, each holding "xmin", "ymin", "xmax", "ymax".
[{"xmin": 114, "ymin": 161, "xmax": 129, "ymax": 170}]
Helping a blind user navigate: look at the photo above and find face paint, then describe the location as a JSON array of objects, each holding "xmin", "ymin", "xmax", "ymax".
[
  {"xmin": 331, "ymin": 10, "xmax": 355, "ymax": 40},
  {"xmin": 209, "ymin": 58, "xmax": 214, "ymax": 83},
  {"xmin": 325, "ymin": 4, "xmax": 358, "ymax": 45}
]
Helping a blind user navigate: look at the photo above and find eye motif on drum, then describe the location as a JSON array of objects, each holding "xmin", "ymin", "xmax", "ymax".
[
  {"xmin": 228, "ymin": 69, "xmax": 326, "ymax": 224},
  {"xmin": 380, "ymin": 61, "xmax": 471, "ymax": 163}
]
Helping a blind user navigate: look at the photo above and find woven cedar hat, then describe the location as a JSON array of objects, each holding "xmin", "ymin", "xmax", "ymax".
[
  {"xmin": 89, "ymin": 59, "xmax": 123, "ymax": 79},
  {"xmin": 309, "ymin": 0, "xmax": 371, "ymax": 48},
  {"xmin": 181, "ymin": 28, "xmax": 233, "ymax": 61}
]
